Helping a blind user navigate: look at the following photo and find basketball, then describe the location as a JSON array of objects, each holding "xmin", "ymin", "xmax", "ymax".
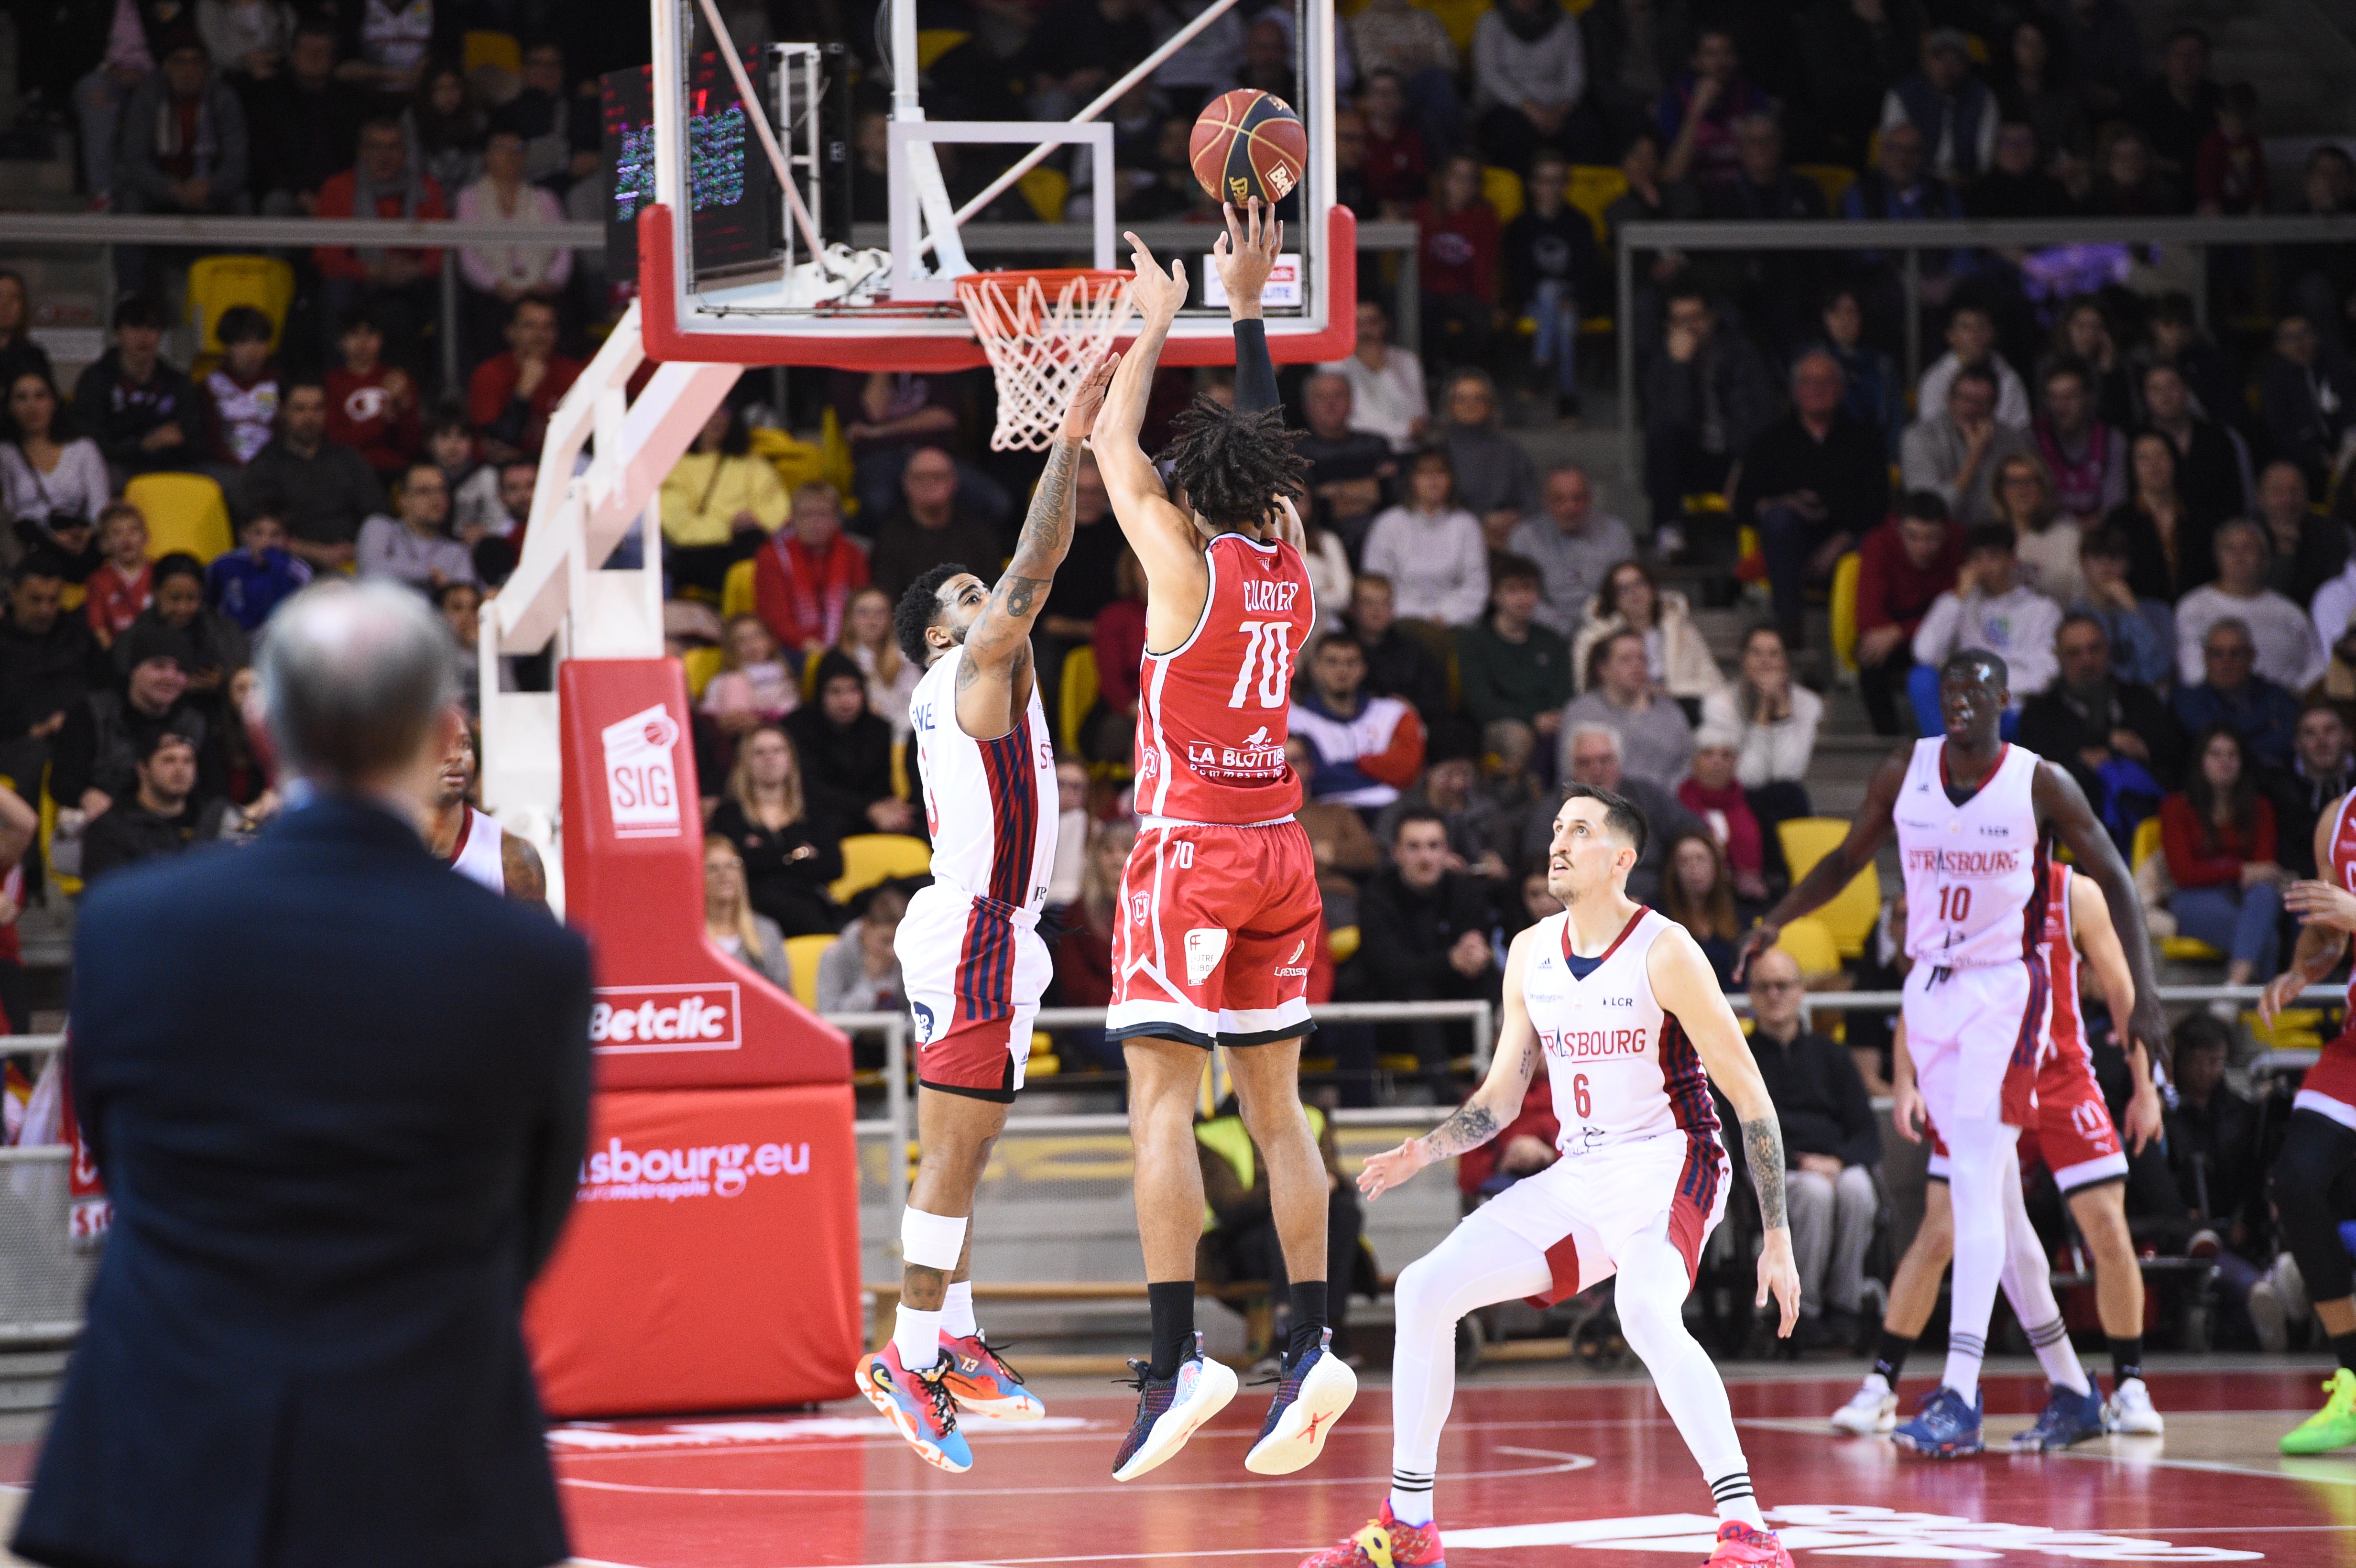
[{"xmin": 1189, "ymin": 88, "xmax": 1308, "ymax": 208}]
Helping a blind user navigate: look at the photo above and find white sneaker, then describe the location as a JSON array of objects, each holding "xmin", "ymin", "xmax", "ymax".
[
  {"xmin": 2250, "ymin": 1279, "xmax": 2290, "ymax": 1353},
  {"xmin": 2276, "ymin": 1252, "xmax": 2311, "ymax": 1323},
  {"xmin": 1112, "ymin": 1332, "xmax": 1239, "ymax": 1482},
  {"xmin": 1831, "ymin": 1373, "xmax": 1898, "ymax": 1434},
  {"xmin": 2103, "ymin": 1375, "xmax": 2165, "ymax": 1436},
  {"xmin": 1243, "ymin": 1328, "xmax": 1359, "ymax": 1474}
]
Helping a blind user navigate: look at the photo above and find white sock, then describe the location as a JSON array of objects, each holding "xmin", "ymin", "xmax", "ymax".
[
  {"xmin": 943, "ymin": 1280, "xmax": 979, "ymax": 1339},
  {"xmin": 1388, "ymin": 1470, "xmax": 1435, "ymax": 1527},
  {"xmin": 2022, "ymin": 1315, "xmax": 2090, "ymax": 1396},
  {"xmin": 894, "ymin": 1304, "xmax": 945, "ymax": 1370},
  {"xmin": 1710, "ymin": 1471, "xmax": 1767, "ymax": 1531}
]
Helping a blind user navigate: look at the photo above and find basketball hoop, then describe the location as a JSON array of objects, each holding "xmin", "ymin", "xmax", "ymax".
[{"xmin": 956, "ymin": 269, "xmax": 1136, "ymax": 451}]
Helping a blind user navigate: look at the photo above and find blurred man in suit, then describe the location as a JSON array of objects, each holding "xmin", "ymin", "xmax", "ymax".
[{"xmin": 12, "ymin": 579, "xmax": 592, "ymax": 1568}]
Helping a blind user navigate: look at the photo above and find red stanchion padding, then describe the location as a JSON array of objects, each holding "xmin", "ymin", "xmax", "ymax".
[
  {"xmin": 526, "ymin": 1082, "xmax": 863, "ymax": 1417},
  {"xmin": 557, "ymin": 658, "xmax": 849, "ymax": 1090}
]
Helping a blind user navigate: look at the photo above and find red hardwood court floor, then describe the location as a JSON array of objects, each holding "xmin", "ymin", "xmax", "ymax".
[{"xmin": 6, "ymin": 1366, "xmax": 2353, "ymax": 1564}]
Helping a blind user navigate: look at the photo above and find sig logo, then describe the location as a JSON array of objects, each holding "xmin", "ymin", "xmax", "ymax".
[
  {"xmin": 579, "ymin": 1134, "xmax": 810, "ymax": 1203},
  {"xmin": 589, "ymin": 982, "xmax": 742, "ymax": 1054},
  {"xmin": 603, "ymin": 702, "xmax": 683, "ymax": 838}
]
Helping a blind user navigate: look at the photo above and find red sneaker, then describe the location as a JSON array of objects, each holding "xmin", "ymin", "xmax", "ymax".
[
  {"xmin": 1702, "ymin": 1521, "xmax": 1792, "ymax": 1567},
  {"xmin": 1297, "ymin": 1501, "xmax": 1444, "ymax": 1568},
  {"xmin": 938, "ymin": 1332, "xmax": 1045, "ymax": 1421}
]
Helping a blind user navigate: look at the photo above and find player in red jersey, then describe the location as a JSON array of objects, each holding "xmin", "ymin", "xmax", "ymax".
[
  {"xmin": 2259, "ymin": 792, "xmax": 2356, "ymax": 1453},
  {"xmin": 1092, "ymin": 203, "xmax": 1357, "ymax": 1481}
]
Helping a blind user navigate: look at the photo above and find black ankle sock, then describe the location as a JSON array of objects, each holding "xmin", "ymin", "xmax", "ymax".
[
  {"xmin": 1147, "ymin": 1281, "xmax": 1196, "ymax": 1380},
  {"xmin": 1288, "ymin": 1282, "xmax": 1329, "ymax": 1360},
  {"xmin": 1873, "ymin": 1329, "xmax": 1914, "ymax": 1385},
  {"xmin": 2109, "ymin": 1336, "xmax": 2144, "ymax": 1388},
  {"xmin": 2333, "ymin": 1330, "xmax": 2356, "ymax": 1375}
]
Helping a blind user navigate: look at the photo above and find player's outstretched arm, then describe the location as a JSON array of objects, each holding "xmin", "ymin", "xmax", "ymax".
[
  {"xmin": 2263, "ymin": 793, "xmax": 2356, "ymax": 1025},
  {"xmin": 2033, "ymin": 759, "xmax": 2168, "ymax": 1068},
  {"xmin": 953, "ymin": 353, "xmax": 1120, "ymax": 735},
  {"xmin": 1650, "ymin": 923, "xmax": 1802, "ymax": 1336},
  {"xmin": 1359, "ymin": 926, "xmax": 1540, "ymax": 1201},
  {"xmin": 1735, "ymin": 746, "xmax": 1909, "ymax": 979},
  {"xmin": 1093, "ymin": 236, "xmax": 1202, "ymax": 566},
  {"xmin": 2068, "ymin": 871, "xmax": 2159, "ymax": 1152},
  {"xmin": 1215, "ymin": 198, "xmax": 1282, "ymax": 414}
]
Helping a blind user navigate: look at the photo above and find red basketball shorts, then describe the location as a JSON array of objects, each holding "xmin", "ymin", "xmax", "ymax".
[
  {"xmin": 1105, "ymin": 817, "xmax": 1322, "ymax": 1050},
  {"xmin": 1927, "ymin": 1039, "xmax": 2125, "ymax": 1194},
  {"xmin": 2296, "ymin": 1027, "xmax": 2356, "ymax": 1130},
  {"xmin": 897, "ymin": 883, "xmax": 1051, "ymax": 1103}
]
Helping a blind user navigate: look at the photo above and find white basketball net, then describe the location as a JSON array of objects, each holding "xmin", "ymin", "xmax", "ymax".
[{"xmin": 958, "ymin": 271, "xmax": 1136, "ymax": 452}]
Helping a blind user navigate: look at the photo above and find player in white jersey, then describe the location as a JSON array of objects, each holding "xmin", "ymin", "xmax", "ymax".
[
  {"xmin": 1301, "ymin": 784, "xmax": 1804, "ymax": 1568},
  {"xmin": 425, "ymin": 729, "xmax": 544, "ymax": 904},
  {"xmin": 1743, "ymin": 649, "xmax": 2166, "ymax": 1459},
  {"xmin": 855, "ymin": 352, "xmax": 1119, "ymax": 1474}
]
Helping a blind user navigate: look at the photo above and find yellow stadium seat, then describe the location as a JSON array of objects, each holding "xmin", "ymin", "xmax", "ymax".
[
  {"xmin": 1772, "ymin": 916, "xmax": 1842, "ymax": 978},
  {"xmin": 1027, "ymin": 1030, "xmax": 1061, "ymax": 1076},
  {"xmin": 1792, "ymin": 163, "xmax": 1856, "ymax": 214},
  {"xmin": 783, "ymin": 933, "xmax": 833, "ymax": 1007},
  {"xmin": 819, "ymin": 406, "xmax": 856, "ymax": 512},
  {"xmin": 916, "ymin": 28, "xmax": 971, "ymax": 68},
  {"xmin": 720, "ymin": 557, "xmax": 757, "ymax": 621},
  {"xmin": 830, "ymin": 832, "xmax": 932, "ymax": 904},
  {"xmin": 40, "ymin": 766, "xmax": 77, "ymax": 901},
  {"xmin": 1423, "ymin": 0, "xmax": 1490, "ymax": 56},
  {"xmin": 186, "ymin": 255, "xmax": 294, "ymax": 359},
  {"xmin": 1777, "ymin": 818, "xmax": 1878, "ymax": 959},
  {"xmin": 750, "ymin": 426, "xmax": 826, "ymax": 496},
  {"xmin": 2131, "ymin": 816, "xmax": 2225, "ymax": 958},
  {"xmin": 1565, "ymin": 164, "xmax": 1627, "ymax": 247},
  {"xmin": 681, "ymin": 644, "xmax": 725, "ymax": 700},
  {"xmin": 1481, "ymin": 165, "xmax": 1524, "ymax": 225},
  {"xmin": 1059, "ymin": 644, "xmax": 1099, "ymax": 757},
  {"xmin": 463, "ymin": 29, "xmax": 521, "ymax": 75},
  {"xmin": 124, "ymin": 472, "xmax": 233, "ymax": 564},
  {"xmin": 1019, "ymin": 165, "xmax": 1070, "ymax": 224},
  {"xmin": 891, "ymin": 737, "xmax": 909, "ymax": 801},
  {"xmin": 1328, "ymin": 925, "xmax": 1360, "ymax": 963},
  {"xmin": 1830, "ymin": 551, "xmax": 1860, "ymax": 676}
]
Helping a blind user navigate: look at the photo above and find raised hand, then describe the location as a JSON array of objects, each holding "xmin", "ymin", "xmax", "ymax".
[
  {"xmin": 1123, "ymin": 232, "xmax": 1188, "ymax": 321},
  {"xmin": 1062, "ymin": 351, "xmax": 1121, "ymax": 442},
  {"xmin": 1211, "ymin": 198, "xmax": 1283, "ymax": 313}
]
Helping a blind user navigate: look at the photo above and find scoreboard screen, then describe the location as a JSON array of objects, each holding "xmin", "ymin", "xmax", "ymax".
[{"xmin": 602, "ymin": 51, "xmax": 780, "ymax": 288}]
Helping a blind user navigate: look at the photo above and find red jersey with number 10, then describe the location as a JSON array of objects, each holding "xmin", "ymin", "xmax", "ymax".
[{"xmin": 1134, "ymin": 533, "xmax": 1314, "ymax": 823}]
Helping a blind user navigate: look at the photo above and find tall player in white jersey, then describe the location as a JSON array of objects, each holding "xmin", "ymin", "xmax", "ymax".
[
  {"xmin": 425, "ymin": 729, "xmax": 545, "ymax": 904},
  {"xmin": 1301, "ymin": 785, "xmax": 1803, "ymax": 1568},
  {"xmin": 854, "ymin": 354, "xmax": 1120, "ymax": 1473},
  {"xmin": 1742, "ymin": 650, "xmax": 2167, "ymax": 1459}
]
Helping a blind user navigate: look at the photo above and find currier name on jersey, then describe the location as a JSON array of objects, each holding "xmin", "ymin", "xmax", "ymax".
[{"xmin": 1239, "ymin": 580, "xmax": 1300, "ymax": 615}]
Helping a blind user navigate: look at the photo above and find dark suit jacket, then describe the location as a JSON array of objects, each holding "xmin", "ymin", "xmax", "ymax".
[{"xmin": 13, "ymin": 796, "xmax": 592, "ymax": 1568}]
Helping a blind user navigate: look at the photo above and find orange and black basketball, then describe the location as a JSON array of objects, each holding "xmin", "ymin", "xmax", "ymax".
[{"xmin": 1189, "ymin": 88, "xmax": 1308, "ymax": 208}]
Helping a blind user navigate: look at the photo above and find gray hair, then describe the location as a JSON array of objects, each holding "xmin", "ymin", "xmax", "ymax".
[
  {"xmin": 1567, "ymin": 720, "xmax": 1623, "ymax": 759},
  {"xmin": 2203, "ymin": 614, "xmax": 2256, "ymax": 651},
  {"xmin": 258, "ymin": 579, "xmax": 459, "ymax": 786}
]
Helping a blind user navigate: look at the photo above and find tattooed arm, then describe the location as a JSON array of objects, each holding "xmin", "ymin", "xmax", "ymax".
[
  {"xmin": 951, "ymin": 353, "xmax": 1120, "ymax": 738},
  {"xmin": 1647, "ymin": 920, "xmax": 1803, "ymax": 1336},
  {"xmin": 1359, "ymin": 926, "xmax": 1543, "ymax": 1201}
]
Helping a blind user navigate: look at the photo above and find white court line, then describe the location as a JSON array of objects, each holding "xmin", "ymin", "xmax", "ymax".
[
  {"xmin": 547, "ymin": 1416, "xmax": 1669, "ymax": 1460},
  {"xmin": 1740, "ymin": 1413, "xmax": 2356, "ymax": 1488},
  {"xmin": 559, "ymin": 1447, "xmax": 1592, "ymax": 1500}
]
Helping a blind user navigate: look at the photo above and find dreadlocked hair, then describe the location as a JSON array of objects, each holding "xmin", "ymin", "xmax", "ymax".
[
  {"xmin": 893, "ymin": 562, "xmax": 969, "ymax": 667},
  {"xmin": 1159, "ymin": 396, "xmax": 1310, "ymax": 532}
]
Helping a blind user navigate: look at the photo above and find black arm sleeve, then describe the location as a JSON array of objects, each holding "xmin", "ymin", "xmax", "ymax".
[{"xmin": 1233, "ymin": 320, "xmax": 1279, "ymax": 417}]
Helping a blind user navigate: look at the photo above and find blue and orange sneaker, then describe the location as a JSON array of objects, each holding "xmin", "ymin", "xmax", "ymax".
[
  {"xmin": 1112, "ymin": 1331, "xmax": 1238, "ymax": 1481},
  {"xmin": 1890, "ymin": 1384, "xmax": 1985, "ymax": 1458},
  {"xmin": 939, "ymin": 1332, "xmax": 1046, "ymax": 1421},
  {"xmin": 1297, "ymin": 1501, "xmax": 1444, "ymax": 1568},
  {"xmin": 1244, "ymin": 1327, "xmax": 1358, "ymax": 1474},
  {"xmin": 857, "ymin": 1342, "xmax": 973, "ymax": 1472},
  {"xmin": 2012, "ymin": 1381, "xmax": 2107, "ymax": 1451},
  {"xmin": 1702, "ymin": 1521, "xmax": 1794, "ymax": 1566}
]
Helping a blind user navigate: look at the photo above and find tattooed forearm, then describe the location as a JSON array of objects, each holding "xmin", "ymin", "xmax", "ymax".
[
  {"xmin": 1419, "ymin": 1101, "xmax": 1501, "ymax": 1161},
  {"xmin": 1009, "ymin": 437, "xmax": 1081, "ymax": 576},
  {"xmin": 1742, "ymin": 1116, "xmax": 1789, "ymax": 1229},
  {"xmin": 996, "ymin": 574, "xmax": 1051, "ymax": 620}
]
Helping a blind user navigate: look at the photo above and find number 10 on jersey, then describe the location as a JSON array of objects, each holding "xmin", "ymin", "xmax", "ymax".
[
  {"xmin": 1226, "ymin": 621, "xmax": 1294, "ymax": 709},
  {"xmin": 1936, "ymin": 885, "xmax": 1972, "ymax": 923}
]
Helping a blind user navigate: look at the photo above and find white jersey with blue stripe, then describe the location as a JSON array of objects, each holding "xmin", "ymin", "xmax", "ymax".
[{"xmin": 908, "ymin": 644, "xmax": 1058, "ymax": 916}]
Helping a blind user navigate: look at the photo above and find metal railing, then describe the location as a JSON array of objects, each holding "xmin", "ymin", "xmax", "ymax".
[
  {"xmin": 0, "ymin": 978, "xmax": 2327, "ymax": 1345},
  {"xmin": 1613, "ymin": 212, "xmax": 2356, "ymax": 487},
  {"xmin": 6, "ymin": 213, "xmax": 1423, "ymax": 386}
]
